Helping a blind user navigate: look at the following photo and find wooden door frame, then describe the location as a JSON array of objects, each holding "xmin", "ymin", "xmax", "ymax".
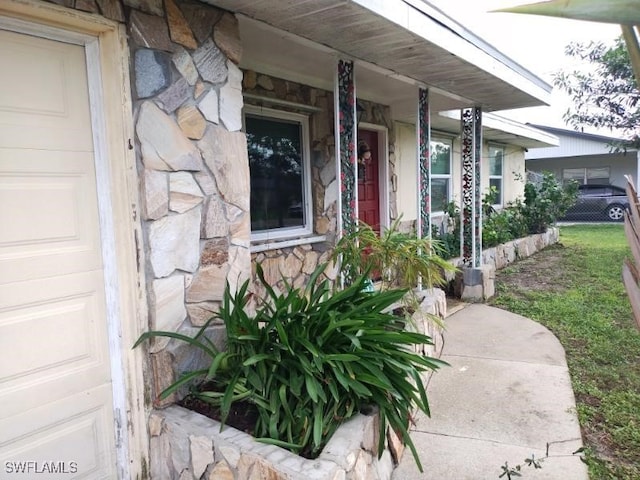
[
  {"xmin": 0, "ymin": 2, "xmax": 148, "ymax": 478},
  {"xmin": 358, "ymin": 122, "xmax": 390, "ymax": 230}
]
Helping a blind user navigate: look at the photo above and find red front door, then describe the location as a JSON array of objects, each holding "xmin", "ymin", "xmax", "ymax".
[{"xmin": 357, "ymin": 129, "xmax": 380, "ymax": 232}]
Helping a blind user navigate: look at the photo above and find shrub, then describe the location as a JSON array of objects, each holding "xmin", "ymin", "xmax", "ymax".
[
  {"xmin": 482, "ymin": 188, "xmax": 529, "ymax": 248},
  {"xmin": 134, "ymin": 264, "xmax": 446, "ymax": 471},
  {"xmin": 433, "ymin": 173, "xmax": 578, "ymax": 254},
  {"xmin": 332, "ymin": 217, "xmax": 455, "ymax": 290},
  {"xmin": 522, "ymin": 173, "xmax": 578, "ymax": 233},
  {"xmin": 432, "ymin": 201, "xmax": 461, "ymax": 259}
]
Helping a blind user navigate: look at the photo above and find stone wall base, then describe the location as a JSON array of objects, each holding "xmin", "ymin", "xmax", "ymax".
[
  {"xmin": 458, "ymin": 265, "xmax": 496, "ymax": 302},
  {"xmin": 447, "ymin": 227, "xmax": 560, "ymax": 300}
]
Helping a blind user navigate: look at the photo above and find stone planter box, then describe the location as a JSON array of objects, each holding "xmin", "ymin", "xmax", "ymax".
[
  {"xmin": 149, "ymin": 289, "xmax": 447, "ymax": 480},
  {"xmin": 447, "ymin": 228, "xmax": 560, "ymax": 298},
  {"xmin": 451, "ymin": 227, "xmax": 559, "ymax": 272},
  {"xmin": 479, "ymin": 227, "xmax": 560, "ymax": 271}
]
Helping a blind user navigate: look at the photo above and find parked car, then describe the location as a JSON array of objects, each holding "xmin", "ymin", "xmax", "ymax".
[{"xmin": 561, "ymin": 184, "xmax": 630, "ymax": 222}]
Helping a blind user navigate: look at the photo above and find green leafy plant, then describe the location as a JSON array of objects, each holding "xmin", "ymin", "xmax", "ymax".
[
  {"xmin": 521, "ymin": 173, "xmax": 578, "ymax": 234},
  {"xmin": 332, "ymin": 217, "xmax": 455, "ymax": 290},
  {"xmin": 434, "ymin": 174, "xmax": 578, "ymax": 254},
  {"xmin": 482, "ymin": 188, "xmax": 530, "ymax": 248},
  {"xmin": 432, "ymin": 201, "xmax": 462, "ymax": 259},
  {"xmin": 134, "ymin": 263, "xmax": 446, "ymax": 471},
  {"xmin": 499, "ymin": 454, "xmax": 544, "ymax": 479}
]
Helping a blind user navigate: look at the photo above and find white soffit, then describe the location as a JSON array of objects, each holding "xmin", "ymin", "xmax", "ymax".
[
  {"xmin": 439, "ymin": 110, "xmax": 560, "ymax": 149},
  {"xmin": 204, "ymin": 0, "xmax": 552, "ymax": 112}
]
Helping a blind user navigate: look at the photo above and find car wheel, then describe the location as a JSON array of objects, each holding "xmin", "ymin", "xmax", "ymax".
[{"xmin": 606, "ymin": 204, "xmax": 626, "ymax": 221}]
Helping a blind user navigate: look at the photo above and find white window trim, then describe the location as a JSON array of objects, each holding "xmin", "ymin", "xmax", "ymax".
[
  {"xmin": 244, "ymin": 105, "xmax": 313, "ymax": 242},
  {"xmin": 430, "ymin": 136, "xmax": 452, "ymax": 215},
  {"xmin": 489, "ymin": 144, "xmax": 504, "ymax": 207},
  {"xmin": 562, "ymin": 166, "xmax": 611, "ymax": 185}
]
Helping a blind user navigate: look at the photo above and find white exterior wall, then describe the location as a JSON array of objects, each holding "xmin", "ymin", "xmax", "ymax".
[
  {"xmin": 525, "ymin": 134, "xmax": 613, "ymax": 159},
  {"xmin": 395, "ymin": 121, "xmax": 418, "ymax": 222},
  {"xmin": 526, "ymin": 153, "xmax": 637, "ymax": 188},
  {"xmin": 451, "ymin": 139, "xmax": 526, "ymax": 207},
  {"xmin": 496, "ymin": 144, "xmax": 527, "ymax": 206},
  {"xmin": 394, "ymin": 122, "xmax": 528, "ymax": 227}
]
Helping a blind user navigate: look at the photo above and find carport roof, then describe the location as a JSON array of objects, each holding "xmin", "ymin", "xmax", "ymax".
[{"xmin": 204, "ymin": 0, "xmax": 552, "ymax": 112}]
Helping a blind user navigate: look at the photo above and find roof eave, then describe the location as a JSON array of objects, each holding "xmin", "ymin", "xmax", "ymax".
[{"xmin": 202, "ymin": 0, "xmax": 553, "ymax": 111}]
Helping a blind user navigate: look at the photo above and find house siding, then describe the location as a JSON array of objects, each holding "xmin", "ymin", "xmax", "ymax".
[
  {"xmin": 527, "ymin": 153, "xmax": 636, "ymax": 188},
  {"xmin": 525, "ymin": 127, "xmax": 639, "ymax": 189},
  {"xmin": 526, "ymin": 135, "xmax": 617, "ymax": 158},
  {"xmin": 395, "ymin": 128, "xmax": 527, "ymax": 234}
]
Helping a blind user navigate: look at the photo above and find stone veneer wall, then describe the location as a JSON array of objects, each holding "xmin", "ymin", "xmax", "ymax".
[
  {"xmin": 242, "ymin": 75, "xmax": 399, "ymax": 292},
  {"xmin": 37, "ymin": 2, "xmax": 437, "ymax": 477},
  {"xmin": 121, "ymin": 1, "xmax": 252, "ymax": 408},
  {"xmin": 458, "ymin": 227, "xmax": 560, "ymax": 271},
  {"xmin": 46, "ymin": 0, "xmax": 251, "ymax": 401}
]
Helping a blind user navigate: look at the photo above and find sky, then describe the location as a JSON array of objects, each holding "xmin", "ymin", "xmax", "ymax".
[{"xmin": 428, "ymin": 0, "xmax": 622, "ymax": 135}]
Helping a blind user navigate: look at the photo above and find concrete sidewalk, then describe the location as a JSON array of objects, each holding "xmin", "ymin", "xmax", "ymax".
[{"xmin": 393, "ymin": 303, "xmax": 588, "ymax": 480}]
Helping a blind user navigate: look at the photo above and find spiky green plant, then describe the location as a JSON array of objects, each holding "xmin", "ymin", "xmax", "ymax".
[
  {"xmin": 134, "ymin": 263, "xmax": 446, "ymax": 471},
  {"xmin": 333, "ymin": 217, "xmax": 456, "ymax": 291}
]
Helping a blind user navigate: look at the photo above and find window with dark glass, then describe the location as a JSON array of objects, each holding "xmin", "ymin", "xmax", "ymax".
[{"xmin": 245, "ymin": 114, "xmax": 308, "ymax": 236}]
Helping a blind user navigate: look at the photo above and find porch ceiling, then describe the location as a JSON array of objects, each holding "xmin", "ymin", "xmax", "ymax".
[{"xmin": 203, "ymin": 0, "xmax": 552, "ymax": 115}]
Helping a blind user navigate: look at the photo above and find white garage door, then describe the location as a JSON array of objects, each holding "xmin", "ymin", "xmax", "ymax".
[{"xmin": 0, "ymin": 28, "xmax": 117, "ymax": 478}]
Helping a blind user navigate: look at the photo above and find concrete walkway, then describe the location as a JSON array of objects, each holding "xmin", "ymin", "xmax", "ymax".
[{"xmin": 393, "ymin": 303, "xmax": 588, "ymax": 480}]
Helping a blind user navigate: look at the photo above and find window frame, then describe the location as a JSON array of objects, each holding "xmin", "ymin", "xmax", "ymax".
[
  {"xmin": 488, "ymin": 143, "xmax": 504, "ymax": 207},
  {"xmin": 562, "ymin": 167, "xmax": 611, "ymax": 185},
  {"xmin": 430, "ymin": 136, "xmax": 453, "ymax": 214},
  {"xmin": 244, "ymin": 105, "xmax": 313, "ymax": 242}
]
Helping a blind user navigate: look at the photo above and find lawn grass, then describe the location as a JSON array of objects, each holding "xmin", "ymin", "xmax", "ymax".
[{"xmin": 491, "ymin": 224, "xmax": 640, "ymax": 479}]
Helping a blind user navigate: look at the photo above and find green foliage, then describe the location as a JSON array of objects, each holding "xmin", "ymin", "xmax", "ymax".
[
  {"xmin": 498, "ymin": 455, "xmax": 544, "ymax": 479},
  {"xmin": 434, "ymin": 174, "xmax": 578, "ymax": 255},
  {"xmin": 333, "ymin": 217, "xmax": 455, "ymax": 290},
  {"xmin": 482, "ymin": 187, "xmax": 529, "ymax": 248},
  {"xmin": 555, "ymin": 37, "xmax": 640, "ymax": 151},
  {"xmin": 521, "ymin": 173, "xmax": 578, "ymax": 234},
  {"xmin": 134, "ymin": 264, "xmax": 446, "ymax": 470},
  {"xmin": 432, "ymin": 201, "xmax": 461, "ymax": 260}
]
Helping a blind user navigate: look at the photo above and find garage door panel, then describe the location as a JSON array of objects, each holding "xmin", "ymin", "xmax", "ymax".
[
  {"xmin": 0, "ymin": 271, "xmax": 111, "ymax": 418},
  {"xmin": 0, "ymin": 150, "xmax": 102, "ymax": 285},
  {"xmin": 0, "ymin": 27, "xmax": 117, "ymax": 473},
  {"xmin": 0, "ymin": 30, "xmax": 93, "ymax": 152},
  {"xmin": 0, "ymin": 384, "xmax": 116, "ymax": 479}
]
